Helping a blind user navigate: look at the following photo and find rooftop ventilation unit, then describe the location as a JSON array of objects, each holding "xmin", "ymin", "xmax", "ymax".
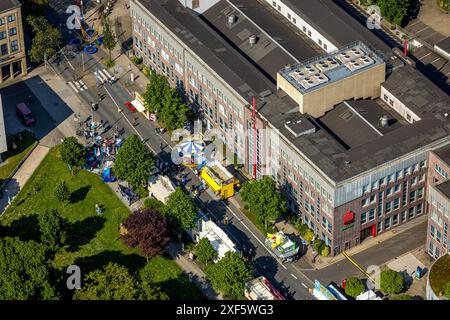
[
  {"xmin": 344, "ymin": 55, "xmax": 374, "ymax": 71},
  {"xmin": 379, "ymin": 115, "xmax": 389, "ymax": 127},
  {"xmin": 249, "ymin": 35, "xmax": 257, "ymax": 47},
  {"xmin": 284, "ymin": 118, "xmax": 316, "ymax": 138},
  {"xmin": 299, "ymin": 72, "xmax": 329, "ymax": 89},
  {"xmin": 228, "ymin": 15, "xmax": 236, "ymax": 25}
]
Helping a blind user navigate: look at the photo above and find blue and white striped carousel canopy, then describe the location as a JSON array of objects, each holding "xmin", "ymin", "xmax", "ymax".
[{"xmin": 179, "ymin": 139, "xmax": 204, "ymax": 154}]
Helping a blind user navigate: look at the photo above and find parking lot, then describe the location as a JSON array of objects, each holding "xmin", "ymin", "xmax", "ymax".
[{"xmin": 0, "ymin": 80, "xmax": 67, "ymax": 141}]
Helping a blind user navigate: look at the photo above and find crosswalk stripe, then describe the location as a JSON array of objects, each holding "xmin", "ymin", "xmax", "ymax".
[
  {"xmin": 102, "ymin": 69, "xmax": 113, "ymax": 79},
  {"xmin": 79, "ymin": 80, "xmax": 88, "ymax": 90},
  {"xmin": 67, "ymin": 81, "xmax": 79, "ymax": 93},
  {"xmin": 97, "ymin": 70, "xmax": 109, "ymax": 83}
]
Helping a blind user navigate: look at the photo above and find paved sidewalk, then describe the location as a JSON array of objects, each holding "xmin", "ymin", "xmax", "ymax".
[{"xmin": 0, "ymin": 145, "xmax": 50, "ymax": 213}]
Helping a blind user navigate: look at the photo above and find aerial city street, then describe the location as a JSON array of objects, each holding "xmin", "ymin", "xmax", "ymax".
[{"xmin": 0, "ymin": 0, "xmax": 449, "ymax": 305}]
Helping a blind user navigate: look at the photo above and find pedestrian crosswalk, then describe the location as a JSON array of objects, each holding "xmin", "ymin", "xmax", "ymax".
[
  {"xmin": 67, "ymin": 79, "xmax": 88, "ymax": 93},
  {"xmin": 94, "ymin": 69, "xmax": 114, "ymax": 84}
]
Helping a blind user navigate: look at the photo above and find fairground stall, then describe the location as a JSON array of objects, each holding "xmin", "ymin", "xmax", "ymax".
[
  {"xmin": 200, "ymin": 160, "xmax": 238, "ymax": 199},
  {"xmin": 265, "ymin": 231, "xmax": 299, "ymax": 262},
  {"xmin": 148, "ymin": 175, "xmax": 176, "ymax": 204},
  {"xmin": 244, "ymin": 276, "xmax": 285, "ymax": 300}
]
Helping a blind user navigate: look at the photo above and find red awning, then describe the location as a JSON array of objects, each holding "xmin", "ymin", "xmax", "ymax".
[{"xmin": 343, "ymin": 210, "xmax": 354, "ymax": 225}]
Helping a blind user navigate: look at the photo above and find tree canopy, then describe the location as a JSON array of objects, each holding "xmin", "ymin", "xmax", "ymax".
[
  {"xmin": 377, "ymin": 0, "xmax": 410, "ymax": 26},
  {"xmin": 60, "ymin": 137, "xmax": 86, "ymax": 170},
  {"xmin": 38, "ymin": 208, "xmax": 67, "ymax": 252},
  {"xmin": 113, "ymin": 135, "xmax": 155, "ymax": 191},
  {"xmin": 164, "ymin": 187, "xmax": 197, "ymax": 233},
  {"xmin": 0, "ymin": 237, "xmax": 58, "ymax": 300},
  {"xmin": 241, "ymin": 176, "xmax": 287, "ymax": 229},
  {"xmin": 102, "ymin": 16, "xmax": 116, "ymax": 61},
  {"xmin": 121, "ymin": 208, "xmax": 170, "ymax": 259},
  {"xmin": 444, "ymin": 281, "xmax": 450, "ymax": 299},
  {"xmin": 205, "ymin": 251, "xmax": 253, "ymax": 299},
  {"xmin": 195, "ymin": 237, "xmax": 217, "ymax": 265},
  {"xmin": 345, "ymin": 277, "xmax": 365, "ymax": 298},
  {"xmin": 142, "ymin": 71, "xmax": 190, "ymax": 130},
  {"xmin": 390, "ymin": 294, "xmax": 413, "ymax": 300},
  {"xmin": 27, "ymin": 15, "xmax": 62, "ymax": 63},
  {"xmin": 380, "ymin": 269, "xmax": 404, "ymax": 294},
  {"xmin": 55, "ymin": 181, "xmax": 70, "ymax": 203},
  {"xmin": 73, "ymin": 263, "xmax": 140, "ymax": 300}
]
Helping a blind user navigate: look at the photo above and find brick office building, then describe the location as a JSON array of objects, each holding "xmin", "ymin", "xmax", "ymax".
[
  {"xmin": 426, "ymin": 145, "xmax": 450, "ymax": 260},
  {"xmin": 0, "ymin": 0, "xmax": 27, "ymax": 85},
  {"xmin": 129, "ymin": 0, "xmax": 450, "ymax": 255}
]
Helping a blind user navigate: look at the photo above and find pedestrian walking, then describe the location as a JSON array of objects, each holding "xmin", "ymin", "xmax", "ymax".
[
  {"xmin": 132, "ymin": 117, "xmax": 138, "ymax": 126},
  {"xmin": 159, "ymin": 142, "xmax": 164, "ymax": 151},
  {"xmin": 96, "ymin": 204, "xmax": 102, "ymax": 215}
]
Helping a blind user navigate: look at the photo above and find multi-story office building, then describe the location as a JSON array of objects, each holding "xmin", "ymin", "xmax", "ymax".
[
  {"xmin": 426, "ymin": 145, "xmax": 450, "ymax": 260},
  {"xmin": 130, "ymin": 0, "xmax": 450, "ymax": 255},
  {"xmin": 0, "ymin": 0, "xmax": 26, "ymax": 85}
]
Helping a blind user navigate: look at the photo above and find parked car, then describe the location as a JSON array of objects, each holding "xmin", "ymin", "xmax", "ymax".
[
  {"xmin": 16, "ymin": 102, "xmax": 36, "ymax": 126},
  {"xmin": 124, "ymin": 101, "xmax": 137, "ymax": 112}
]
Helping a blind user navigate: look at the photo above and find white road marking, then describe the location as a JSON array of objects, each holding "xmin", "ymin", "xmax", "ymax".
[
  {"xmin": 67, "ymin": 81, "xmax": 79, "ymax": 93},
  {"xmin": 291, "ymin": 273, "xmax": 298, "ymax": 279},
  {"xmin": 301, "ymin": 283, "xmax": 308, "ymax": 289},
  {"xmin": 79, "ymin": 80, "xmax": 88, "ymax": 90},
  {"xmin": 429, "ymin": 57, "xmax": 442, "ymax": 65},
  {"xmin": 418, "ymin": 52, "xmax": 431, "ymax": 61},
  {"xmin": 103, "ymin": 69, "xmax": 113, "ymax": 79}
]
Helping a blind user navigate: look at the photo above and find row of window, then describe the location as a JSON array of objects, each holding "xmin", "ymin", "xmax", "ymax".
[
  {"xmin": 430, "ymin": 224, "xmax": 448, "ymax": 252},
  {"xmin": 270, "ymin": 0, "xmax": 329, "ymax": 51},
  {"xmin": 0, "ymin": 14, "xmax": 16, "ymax": 26},
  {"xmin": 0, "ymin": 27, "xmax": 17, "ymax": 40},
  {"xmin": 362, "ymin": 162, "xmax": 426, "ymax": 194},
  {"xmin": 434, "ymin": 163, "xmax": 449, "ymax": 179},
  {"xmin": 0, "ymin": 40, "xmax": 18, "ymax": 56},
  {"xmin": 382, "ymin": 93, "xmax": 415, "ymax": 123},
  {"xmin": 430, "ymin": 195, "xmax": 450, "ymax": 217}
]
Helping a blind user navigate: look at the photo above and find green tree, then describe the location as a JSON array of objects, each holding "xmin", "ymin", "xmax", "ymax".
[
  {"xmin": 0, "ymin": 237, "xmax": 58, "ymax": 299},
  {"xmin": 102, "ymin": 16, "xmax": 116, "ymax": 63},
  {"xmin": 60, "ymin": 137, "xmax": 86, "ymax": 173},
  {"xmin": 55, "ymin": 181, "xmax": 70, "ymax": 203},
  {"xmin": 27, "ymin": 16, "xmax": 62, "ymax": 63},
  {"xmin": 164, "ymin": 187, "xmax": 197, "ymax": 233},
  {"xmin": 143, "ymin": 71, "xmax": 169, "ymax": 113},
  {"xmin": 303, "ymin": 229, "xmax": 314, "ymax": 243},
  {"xmin": 377, "ymin": 0, "xmax": 410, "ymax": 26},
  {"xmin": 345, "ymin": 277, "xmax": 365, "ymax": 297},
  {"xmin": 390, "ymin": 294, "xmax": 413, "ymax": 300},
  {"xmin": 73, "ymin": 263, "xmax": 139, "ymax": 300},
  {"xmin": 444, "ymin": 281, "xmax": 450, "ymax": 299},
  {"xmin": 22, "ymin": 0, "xmax": 49, "ymax": 19},
  {"xmin": 241, "ymin": 176, "xmax": 287, "ymax": 229},
  {"xmin": 113, "ymin": 135, "xmax": 155, "ymax": 191},
  {"xmin": 380, "ymin": 269, "xmax": 404, "ymax": 294},
  {"xmin": 195, "ymin": 238, "xmax": 218, "ymax": 265},
  {"xmin": 159, "ymin": 87, "xmax": 190, "ymax": 130},
  {"xmin": 38, "ymin": 208, "xmax": 67, "ymax": 252},
  {"xmin": 206, "ymin": 251, "xmax": 253, "ymax": 299}
]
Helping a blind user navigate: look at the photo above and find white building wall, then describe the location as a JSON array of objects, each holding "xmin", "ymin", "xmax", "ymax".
[
  {"xmin": 380, "ymin": 86, "xmax": 421, "ymax": 124},
  {"xmin": 264, "ymin": 0, "xmax": 337, "ymax": 53}
]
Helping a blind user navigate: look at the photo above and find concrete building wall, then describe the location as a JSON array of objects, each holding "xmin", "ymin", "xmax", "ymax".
[
  {"xmin": 0, "ymin": 2, "xmax": 27, "ymax": 85},
  {"xmin": 380, "ymin": 86, "xmax": 421, "ymax": 124},
  {"xmin": 278, "ymin": 63, "xmax": 385, "ymax": 118},
  {"xmin": 426, "ymin": 149, "xmax": 450, "ymax": 260},
  {"xmin": 263, "ymin": 0, "xmax": 336, "ymax": 53}
]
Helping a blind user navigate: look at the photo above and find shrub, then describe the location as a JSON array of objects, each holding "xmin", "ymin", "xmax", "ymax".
[
  {"xmin": 380, "ymin": 269, "xmax": 404, "ymax": 294},
  {"xmin": 444, "ymin": 281, "xmax": 450, "ymax": 299},
  {"xmin": 55, "ymin": 181, "xmax": 70, "ymax": 203},
  {"xmin": 195, "ymin": 238, "xmax": 217, "ymax": 265},
  {"xmin": 303, "ymin": 229, "xmax": 314, "ymax": 243},
  {"xmin": 297, "ymin": 223, "xmax": 309, "ymax": 237},
  {"xmin": 142, "ymin": 66, "xmax": 151, "ymax": 78},
  {"xmin": 390, "ymin": 294, "xmax": 413, "ymax": 300},
  {"xmin": 105, "ymin": 58, "xmax": 115, "ymax": 68},
  {"xmin": 144, "ymin": 198, "xmax": 165, "ymax": 212},
  {"xmin": 345, "ymin": 277, "xmax": 365, "ymax": 297},
  {"xmin": 321, "ymin": 245, "xmax": 330, "ymax": 257},
  {"xmin": 313, "ymin": 239, "xmax": 325, "ymax": 253},
  {"xmin": 131, "ymin": 55, "xmax": 142, "ymax": 65}
]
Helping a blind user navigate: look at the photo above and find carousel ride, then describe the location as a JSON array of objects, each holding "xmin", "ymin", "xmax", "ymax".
[
  {"xmin": 174, "ymin": 132, "xmax": 207, "ymax": 169},
  {"xmin": 69, "ymin": 14, "xmax": 104, "ymax": 55}
]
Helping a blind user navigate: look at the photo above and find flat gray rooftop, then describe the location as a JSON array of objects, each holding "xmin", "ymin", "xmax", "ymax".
[
  {"xmin": 0, "ymin": 0, "xmax": 20, "ymax": 13},
  {"xmin": 227, "ymin": 0, "xmax": 322, "ymax": 61},
  {"xmin": 382, "ymin": 64, "xmax": 450, "ymax": 120},
  {"xmin": 434, "ymin": 143, "xmax": 450, "ymax": 165},
  {"xmin": 436, "ymin": 37, "xmax": 450, "ymax": 53},
  {"xmin": 201, "ymin": 0, "xmax": 297, "ymax": 82},
  {"xmin": 280, "ymin": 0, "xmax": 392, "ymax": 56},
  {"xmin": 436, "ymin": 180, "xmax": 450, "ymax": 200},
  {"xmin": 137, "ymin": 0, "xmax": 450, "ymax": 183}
]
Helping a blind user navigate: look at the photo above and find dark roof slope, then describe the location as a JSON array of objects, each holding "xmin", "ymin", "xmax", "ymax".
[
  {"xmin": 434, "ymin": 143, "xmax": 450, "ymax": 165},
  {"xmin": 0, "ymin": 0, "xmax": 20, "ymax": 13},
  {"xmin": 436, "ymin": 180, "xmax": 450, "ymax": 199},
  {"xmin": 382, "ymin": 65, "xmax": 450, "ymax": 119}
]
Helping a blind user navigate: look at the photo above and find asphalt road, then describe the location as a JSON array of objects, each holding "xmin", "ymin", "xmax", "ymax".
[{"xmin": 50, "ymin": 48, "xmax": 315, "ymax": 300}]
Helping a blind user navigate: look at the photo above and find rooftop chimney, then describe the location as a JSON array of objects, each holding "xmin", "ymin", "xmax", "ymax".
[
  {"xmin": 249, "ymin": 35, "xmax": 257, "ymax": 47},
  {"xmin": 379, "ymin": 115, "xmax": 389, "ymax": 127}
]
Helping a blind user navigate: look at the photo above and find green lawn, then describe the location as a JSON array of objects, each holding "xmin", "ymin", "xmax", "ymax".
[
  {"xmin": 1, "ymin": 145, "xmax": 206, "ymax": 300},
  {"xmin": 0, "ymin": 130, "xmax": 37, "ymax": 182},
  {"xmin": 240, "ymin": 206, "xmax": 277, "ymax": 235}
]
